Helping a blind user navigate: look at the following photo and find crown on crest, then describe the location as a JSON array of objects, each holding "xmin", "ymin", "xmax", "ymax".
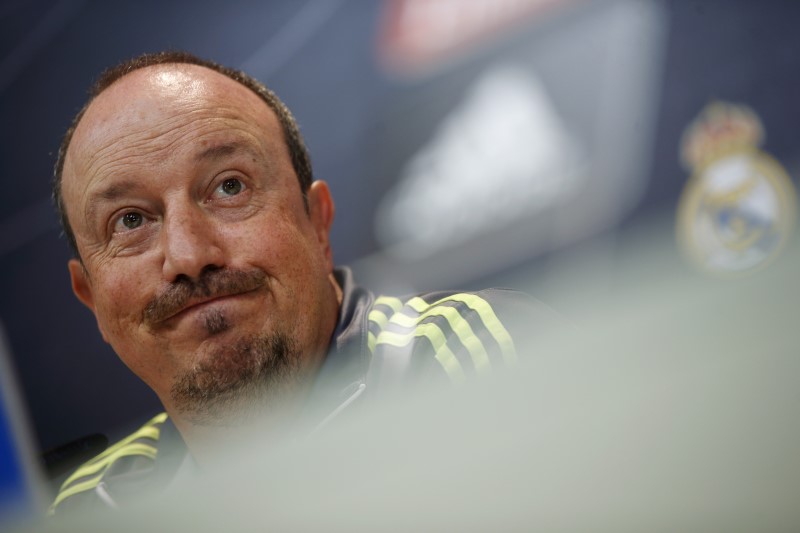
[{"xmin": 680, "ymin": 102, "xmax": 764, "ymax": 170}]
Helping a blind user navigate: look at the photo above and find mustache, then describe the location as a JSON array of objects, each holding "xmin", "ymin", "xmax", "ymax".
[{"xmin": 143, "ymin": 268, "xmax": 267, "ymax": 326}]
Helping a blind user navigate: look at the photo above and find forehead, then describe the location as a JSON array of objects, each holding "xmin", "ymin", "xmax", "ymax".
[
  {"xmin": 62, "ymin": 64, "xmax": 284, "ymax": 208},
  {"xmin": 71, "ymin": 63, "xmax": 278, "ymax": 158}
]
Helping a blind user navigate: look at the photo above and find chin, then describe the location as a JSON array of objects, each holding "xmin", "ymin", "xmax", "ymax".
[{"xmin": 169, "ymin": 332, "xmax": 302, "ymax": 426}]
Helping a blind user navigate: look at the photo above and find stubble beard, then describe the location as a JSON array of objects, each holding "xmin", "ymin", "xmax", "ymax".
[
  {"xmin": 202, "ymin": 309, "xmax": 230, "ymax": 336},
  {"xmin": 170, "ymin": 330, "xmax": 302, "ymax": 427}
]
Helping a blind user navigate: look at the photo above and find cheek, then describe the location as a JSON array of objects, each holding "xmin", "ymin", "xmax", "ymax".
[
  {"xmin": 91, "ymin": 265, "xmax": 151, "ymax": 335},
  {"xmin": 90, "ymin": 267, "xmax": 169, "ymax": 384},
  {"xmin": 224, "ymin": 209, "xmax": 321, "ymax": 269}
]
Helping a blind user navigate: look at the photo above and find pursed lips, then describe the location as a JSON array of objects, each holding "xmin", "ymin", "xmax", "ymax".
[
  {"xmin": 160, "ymin": 289, "xmax": 258, "ymax": 325},
  {"xmin": 142, "ymin": 268, "xmax": 269, "ymax": 328}
]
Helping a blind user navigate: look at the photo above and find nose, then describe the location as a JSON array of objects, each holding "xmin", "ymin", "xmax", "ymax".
[{"xmin": 161, "ymin": 204, "xmax": 225, "ymax": 282}]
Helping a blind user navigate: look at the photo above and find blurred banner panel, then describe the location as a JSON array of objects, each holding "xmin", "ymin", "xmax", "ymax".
[{"xmin": 359, "ymin": 0, "xmax": 666, "ymax": 292}]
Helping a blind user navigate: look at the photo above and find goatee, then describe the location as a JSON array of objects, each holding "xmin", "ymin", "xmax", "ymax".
[{"xmin": 170, "ymin": 333, "xmax": 301, "ymax": 426}]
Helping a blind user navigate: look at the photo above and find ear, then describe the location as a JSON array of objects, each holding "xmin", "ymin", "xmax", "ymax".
[
  {"xmin": 307, "ymin": 180, "xmax": 335, "ymax": 270},
  {"xmin": 68, "ymin": 259, "xmax": 109, "ymax": 343}
]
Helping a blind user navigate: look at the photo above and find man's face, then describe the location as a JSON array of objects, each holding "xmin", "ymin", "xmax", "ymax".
[{"xmin": 61, "ymin": 64, "xmax": 338, "ymax": 422}]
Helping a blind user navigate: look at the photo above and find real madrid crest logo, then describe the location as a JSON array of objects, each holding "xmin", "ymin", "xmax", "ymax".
[{"xmin": 677, "ymin": 102, "xmax": 797, "ymax": 276}]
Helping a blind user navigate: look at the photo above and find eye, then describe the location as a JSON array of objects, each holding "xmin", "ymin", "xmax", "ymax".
[
  {"xmin": 113, "ymin": 211, "xmax": 144, "ymax": 232},
  {"xmin": 214, "ymin": 177, "xmax": 245, "ymax": 198}
]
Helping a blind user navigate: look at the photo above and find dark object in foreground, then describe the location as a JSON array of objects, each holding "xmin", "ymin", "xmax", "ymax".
[{"xmin": 42, "ymin": 434, "xmax": 108, "ymax": 480}]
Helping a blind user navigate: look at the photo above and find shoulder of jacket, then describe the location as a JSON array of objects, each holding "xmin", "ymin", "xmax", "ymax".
[
  {"xmin": 366, "ymin": 290, "xmax": 521, "ymax": 385},
  {"xmin": 48, "ymin": 412, "xmax": 169, "ymax": 516}
]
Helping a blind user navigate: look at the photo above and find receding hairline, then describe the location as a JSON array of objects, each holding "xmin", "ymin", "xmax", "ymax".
[
  {"xmin": 87, "ymin": 61, "xmax": 255, "ymax": 100},
  {"xmin": 68, "ymin": 61, "xmax": 278, "ymax": 145},
  {"xmin": 61, "ymin": 63, "xmax": 275, "ymax": 202},
  {"xmin": 75, "ymin": 64, "xmax": 273, "ymax": 147}
]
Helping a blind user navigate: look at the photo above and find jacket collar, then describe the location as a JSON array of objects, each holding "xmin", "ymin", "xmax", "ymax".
[{"xmin": 299, "ymin": 267, "xmax": 374, "ymax": 431}]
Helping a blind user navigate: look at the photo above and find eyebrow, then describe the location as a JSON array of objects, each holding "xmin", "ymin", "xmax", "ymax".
[
  {"xmin": 95, "ymin": 180, "xmax": 141, "ymax": 201},
  {"xmin": 194, "ymin": 141, "xmax": 259, "ymax": 163},
  {"xmin": 85, "ymin": 180, "xmax": 142, "ymax": 222}
]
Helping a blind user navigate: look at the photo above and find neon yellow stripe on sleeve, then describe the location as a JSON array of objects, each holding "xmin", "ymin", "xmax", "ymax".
[
  {"xmin": 60, "ymin": 413, "xmax": 166, "ymax": 489},
  {"xmin": 50, "ymin": 443, "xmax": 158, "ymax": 511},
  {"xmin": 427, "ymin": 293, "xmax": 517, "ymax": 363},
  {"xmin": 374, "ymin": 324, "xmax": 465, "ymax": 382},
  {"xmin": 402, "ymin": 297, "xmax": 491, "ymax": 372}
]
